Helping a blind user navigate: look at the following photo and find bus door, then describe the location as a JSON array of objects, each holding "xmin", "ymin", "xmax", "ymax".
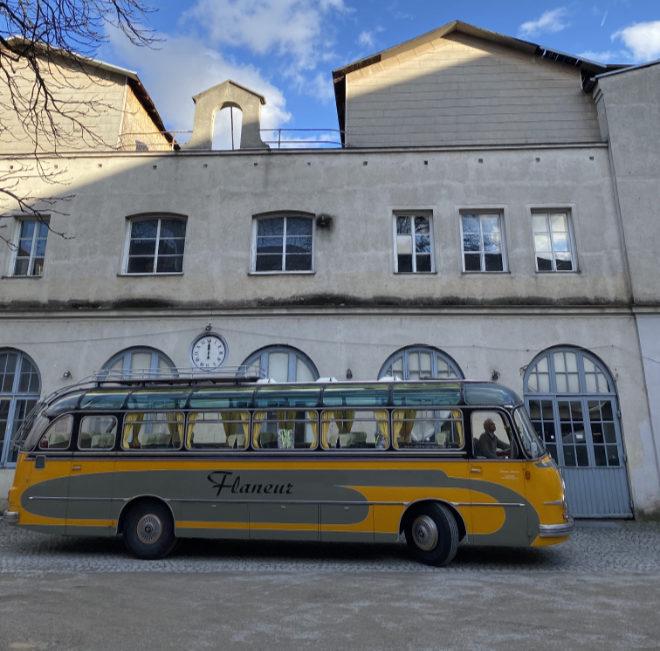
[
  {"xmin": 21, "ymin": 414, "xmax": 75, "ymax": 530},
  {"xmin": 468, "ymin": 410, "xmax": 530, "ymax": 546},
  {"xmin": 65, "ymin": 414, "xmax": 119, "ymax": 535}
]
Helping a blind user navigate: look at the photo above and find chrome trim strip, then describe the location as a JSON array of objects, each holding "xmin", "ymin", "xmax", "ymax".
[
  {"xmin": 539, "ymin": 518, "xmax": 574, "ymax": 537},
  {"xmin": 544, "ymin": 499, "xmax": 564, "ymax": 506}
]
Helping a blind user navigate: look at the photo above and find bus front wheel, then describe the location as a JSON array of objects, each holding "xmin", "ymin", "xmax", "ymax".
[
  {"xmin": 122, "ymin": 501, "xmax": 176, "ymax": 560},
  {"xmin": 405, "ymin": 503, "xmax": 459, "ymax": 566}
]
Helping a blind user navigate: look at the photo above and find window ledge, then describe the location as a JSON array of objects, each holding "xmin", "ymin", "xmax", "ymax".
[
  {"xmin": 394, "ymin": 271, "xmax": 437, "ymax": 276},
  {"xmin": 1, "ymin": 274, "xmax": 43, "ymax": 279},
  {"xmin": 461, "ymin": 271, "xmax": 511, "ymax": 275},
  {"xmin": 248, "ymin": 270, "xmax": 316, "ymax": 276},
  {"xmin": 117, "ymin": 272, "xmax": 184, "ymax": 277}
]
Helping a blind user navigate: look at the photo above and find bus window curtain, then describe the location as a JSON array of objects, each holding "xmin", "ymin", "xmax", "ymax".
[
  {"xmin": 186, "ymin": 412, "xmax": 199, "ymax": 448},
  {"xmin": 123, "ymin": 412, "xmax": 144, "ymax": 449},
  {"xmin": 393, "ymin": 409, "xmax": 416, "ymax": 447},
  {"xmin": 374, "ymin": 409, "xmax": 390, "ymax": 447},
  {"xmin": 167, "ymin": 412, "xmax": 184, "ymax": 448},
  {"xmin": 335, "ymin": 409, "xmax": 354, "ymax": 434},
  {"xmin": 252, "ymin": 411, "xmax": 266, "ymax": 448},
  {"xmin": 306, "ymin": 411, "xmax": 318, "ymax": 448},
  {"xmin": 452, "ymin": 409, "xmax": 464, "ymax": 446},
  {"xmin": 321, "ymin": 410, "xmax": 336, "ymax": 448}
]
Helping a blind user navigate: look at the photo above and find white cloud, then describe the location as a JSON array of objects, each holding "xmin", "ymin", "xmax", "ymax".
[
  {"xmin": 107, "ymin": 29, "xmax": 291, "ymax": 140},
  {"xmin": 612, "ymin": 21, "xmax": 660, "ymax": 62},
  {"xmin": 577, "ymin": 49, "xmax": 622, "ymax": 64},
  {"xmin": 358, "ymin": 30, "xmax": 375, "ymax": 49},
  {"xmin": 182, "ymin": 0, "xmax": 348, "ymax": 72},
  {"xmin": 519, "ymin": 8, "xmax": 569, "ymax": 38}
]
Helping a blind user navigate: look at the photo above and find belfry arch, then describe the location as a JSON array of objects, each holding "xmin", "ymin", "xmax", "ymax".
[{"xmin": 184, "ymin": 80, "xmax": 269, "ymax": 151}]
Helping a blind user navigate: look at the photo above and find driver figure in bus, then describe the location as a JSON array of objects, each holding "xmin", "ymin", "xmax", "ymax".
[{"xmin": 478, "ymin": 418, "xmax": 510, "ymax": 458}]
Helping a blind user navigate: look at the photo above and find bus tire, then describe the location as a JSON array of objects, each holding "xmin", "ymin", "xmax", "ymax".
[
  {"xmin": 405, "ymin": 503, "xmax": 459, "ymax": 566},
  {"xmin": 122, "ymin": 501, "xmax": 176, "ymax": 560}
]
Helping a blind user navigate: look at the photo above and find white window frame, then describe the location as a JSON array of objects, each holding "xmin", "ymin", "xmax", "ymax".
[
  {"xmin": 531, "ymin": 209, "xmax": 577, "ymax": 272},
  {"xmin": 250, "ymin": 212, "xmax": 315, "ymax": 274},
  {"xmin": 460, "ymin": 211, "xmax": 508, "ymax": 273},
  {"xmin": 10, "ymin": 217, "xmax": 49, "ymax": 277},
  {"xmin": 122, "ymin": 214, "xmax": 187, "ymax": 275},
  {"xmin": 393, "ymin": 211, "xmax": 435, "ymax": 274}
]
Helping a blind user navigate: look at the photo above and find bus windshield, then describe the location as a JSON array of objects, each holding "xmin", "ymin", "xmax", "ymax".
[{"xmin": 513, "ymin": 406, "xmax": 545, "ymax": 458}]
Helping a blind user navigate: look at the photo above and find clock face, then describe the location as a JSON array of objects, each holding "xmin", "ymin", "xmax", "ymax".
[{"xmin": 191, "ymin": 334, "xmax": 227, "ymax": 370}]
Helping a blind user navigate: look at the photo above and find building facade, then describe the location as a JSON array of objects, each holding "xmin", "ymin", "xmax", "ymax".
[{"xmin": 1, "ymin": 22, "xmax": 659, "ymax": 518}]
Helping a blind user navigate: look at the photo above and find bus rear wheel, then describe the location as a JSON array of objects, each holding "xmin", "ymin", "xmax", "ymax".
[
  {"xmin": 405, "ymin": 503, "xmax": 459, "ymax": 566},
  {"xmin": 123, "ymin": 501, "xmax": 176, "ymax": 560}
]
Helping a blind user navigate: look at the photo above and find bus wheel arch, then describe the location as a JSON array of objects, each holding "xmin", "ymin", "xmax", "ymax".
[
  {"xmin": 401, "ymin": 500, "xmax": 463, "ymax": 566},
  {"xmin": 119, "ymin": 497, "xmax": 177, "ymax": 560}
]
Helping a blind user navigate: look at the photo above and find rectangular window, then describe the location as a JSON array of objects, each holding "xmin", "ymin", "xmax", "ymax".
[
  {"xmin": 125, "ymin": 216, "xmax": 186, "ymax": 274},
  {"xmin": 393, "ymin": 213, "xmax": 434, "ymax": 273},
  {"xmin": 12, "ymin": 218, "xmax": 49, "ymax": 276},
  {"xmin": 393, "ymin": 409, "xmax": 464, "ymax": 450},
  {"xmin": 253, "ymin": 215, "xmax": 313, "ymax": 272},
  {"xmin": 460, "ymin": 212, "xmax": 506, "ymax": 272},
  {"xmin": 320, "ymin": 409, "xmax": 389, "ymax": 450},
  {"xmin": 186, "ymin": 411, "xmax": 249, "ymax": 449},
  {"xmin": 532, "ymin": 210, "xmax": 576, "ymax": 272}
]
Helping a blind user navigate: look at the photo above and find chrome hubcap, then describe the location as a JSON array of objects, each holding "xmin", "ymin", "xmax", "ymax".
[
  {"xmin": 412, "ymin": 514, "xmax": 438, "ymax": 551},
  {"xmin": 136, "ymin": 513, "xmax": 162, "ymax": 545}
]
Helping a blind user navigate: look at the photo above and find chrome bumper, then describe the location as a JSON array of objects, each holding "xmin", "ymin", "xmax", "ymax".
[
  {"xmin": 539, "ymin": 517, "xmax": 574, "ymax": 538},
  {"xmin": 2, "ymin": 510, "xmax": 19, "ymax": 525}
]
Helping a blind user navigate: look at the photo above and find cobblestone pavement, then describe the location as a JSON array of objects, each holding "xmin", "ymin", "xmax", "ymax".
[
  {"xmin": 1, "ymin": 519, "xmax": 660, "ymax": 650},
  {"xmin": 2, "ymin": 518, "xmax": 660, "ymax": 575}
]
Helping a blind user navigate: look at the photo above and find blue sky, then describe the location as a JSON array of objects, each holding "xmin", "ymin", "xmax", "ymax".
[{"xmin": 100, "ymin": 1, "xmax": 660, "ymax": 144}]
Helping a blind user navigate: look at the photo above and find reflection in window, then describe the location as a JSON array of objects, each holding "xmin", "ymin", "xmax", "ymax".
[
  {"xmin": 253, "ymin": 214, "xmax": 313, "ymax": 272},
  {"xmin": 394, "ymin": 213, "xmax": 433, "ymax": 273},
  {"xmin": 460, "ymin": 212, "xmax": 506, "ymax": 272},
  {"xmin": 532, "ymin": 210, "xmax": 576, "ymax": 272},
  {"xmin": 13, "ymin": 218, "xmax": 49, "ymax": 276},
  {"xmin": 124, "ymin": 215, "xmax": 186, "ymax": 274}
]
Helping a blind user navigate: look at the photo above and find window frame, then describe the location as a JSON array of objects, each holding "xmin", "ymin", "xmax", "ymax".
[
  {"xmin": 10, "ymin": 217, "xmax": 50, "ymax": 277},
  {"xmin": 122, "ymin": 213, "xmax": 187, "ymax": 276},
  {"xmin": 531, "ymin": 209, "xmax": 578, "ymax": 273},
  {"xmin": 392, "ymin": 211, "xmax": 435, "ymax": 274},
  {"xmin": 250, "ymin": 212, "xmax": 315, "ymax": 274},
  {"xmin": 460, "ymin": 210, "xmax": 508, "ymax": 273}
]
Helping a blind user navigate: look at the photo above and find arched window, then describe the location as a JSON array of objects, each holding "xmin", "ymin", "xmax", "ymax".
[
  {"xmin": 524, "ymin": 346, "xmax": 631, "ymax": 517},
  {"xmin": 0, "ymin": 349, "xmax": 41, "ymax": 466},
  {"xmin": 102, "ymin": 347, "xmax": 176, "ymax": 380},
  {"xmin": 239, "ymin": 346, "xmax": 319, "ymax": 382},
  {"xmin": 378, "ymin": 345, "xmax": 463, "ymax": 380}
]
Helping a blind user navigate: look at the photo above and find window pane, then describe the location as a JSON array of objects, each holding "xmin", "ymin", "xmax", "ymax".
[
  {"xmin": 537, "ymin": 255, "xmax": 553, "ymax": 271},
  {"xmin": 462, "ymin": 215, "xmax": 479, "ymax": 233},
  {"xmin": 483, "ymin": 233, "xmax": 501, "ymax": 252},
  {"xmin": 159, "ymin": 220, "xmax": 186, "ymax": 239},
  {"xmin": 287, "ymin": 217, "xmax": 312, "ymax": 236},
  {"xmin": 397, "ymin": 216, "xmax": 411, "ymax": 235},
  {"xmin": 131, "ymin": 220, "xmax": 158, "ymax": 238},
  {"xmin": 535, "ymin": 234, "xmax": 551, "ymax": 252},
  {"xmin": 285, "ymin": 253, "xmax": 312, "ymax": 271},
  {"xmin": 156, "ymin": 256, "xmax": 183, "ymax": 273},
  {"xmin": 256, "ymin": 254, "xmax": 283, "ymax": 272},
  {"xmin": 127, "ymin": 257, "xmax": 154, "ymax": 273},
  {"xmin": 157, "ymin": 237, "xmax": 185, "ymax": 256},
  {"xmin": 481, "ymin": 215, "xmax": 499, "ymax": 233},
  {"xmin": 129, "ymin": 239, "xmax": 156, "ymax": 256},
  {"xmin": 463, "ymin": 233, "xmax": 480, "ymax": 252},
  {"xmin": 532, "ymin": 215, "xmax": 547, "ymax": 233},
  {"xmin": 550, "ymin": 213, "xmax": 568, "ymax": 231},
  {"xmin": 553, "ymin": 233, "xmax": 570, "ymax": 252},
  {"xmin": 464, "ymin": 253, "xmax": 481, "ymax": 271},
  {"xmin": 13, "ymin": 258, "xmax": 29, "ymax": 276},
  {"xmin": 484, "ymin": 254, "xmax": 503, "ymax": 271},
  {"xmin": 416, "ymin": 254, "xmax": 431, "ymax": 272},
  {"xmin": 257, "ymin": 218, "xmax": 284, "ymax": 236},
  {"xmin": 286, "ymin": 236, "xmax": 312, "ymax": 253},
  {"xmin": 555, "ymin": 254, "xmax": 573, "ymax": 271}
]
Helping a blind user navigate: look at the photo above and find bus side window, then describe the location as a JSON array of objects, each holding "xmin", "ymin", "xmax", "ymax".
[
  {"xmin": 121, "ymin": 412, "xmax": 184, "ymax": 450},
  {"xmin": 186, "ymin": 411, "xmax": 249, "ymax": 449},
  {"xmin": 252, "ymin": 411, "xmax": 318, "ymax": 449},
  {"xmin": 79, "ymin": 415, "xmax": 117, "ymax": 450},
  {"xmin": 38, "ymin": 414, "xmax": 74, "ymax": 450},
  {"xmin": 320, "ymin": 410, "xmax": 389, "ymax": 450},
  {"xmin": 393, "ymin": 409, "xmax": 464, "ymax": 450},
  {"xmin": 471, "ymin": 411, "xmax": 512, "ymax": 459}
]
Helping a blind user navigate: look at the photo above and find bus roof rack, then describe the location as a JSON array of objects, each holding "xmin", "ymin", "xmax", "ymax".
[{"xmin": 90, "ymin": 367, "xmax": 263, "ymax": 386}]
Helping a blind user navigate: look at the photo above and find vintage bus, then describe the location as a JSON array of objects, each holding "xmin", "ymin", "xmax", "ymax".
[{"xmin": 4, "ymin": 376, "xmax": 573, "ymax": 565}]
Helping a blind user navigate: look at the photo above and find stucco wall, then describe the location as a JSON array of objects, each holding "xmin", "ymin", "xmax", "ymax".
[
  {"xmin": 0, "ymin": 146, "xmax": 628, "ymax": 308},
  {"xmin": 118, "ymin": 84, "xmax": 172, "ymax": 152},
  {"xmin": 0, "ymin": 51, "xmax": 126, "ymax": 153},
  {"xmin": 344, "ymin": 33, "xmax": 601, "ymax": 148}
]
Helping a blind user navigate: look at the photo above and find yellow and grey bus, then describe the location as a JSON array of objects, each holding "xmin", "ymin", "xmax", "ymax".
[{"xmin": 4, "ymin": 376, "xmax": 573, "ymax": 565}]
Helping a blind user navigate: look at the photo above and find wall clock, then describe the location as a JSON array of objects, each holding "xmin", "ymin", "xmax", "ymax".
[{"xmin": 191, "ymin": 333, "xmax": 227, "ymax": 371}]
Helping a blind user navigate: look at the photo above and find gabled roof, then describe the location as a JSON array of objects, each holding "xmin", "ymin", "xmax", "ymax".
[
  {"xmin": 332, "ymin": 20, "xmax": 626, "ymax": 142},
  {"xmin": 4, "ymin": 37, "xmax": 176, "ymax": 149}
]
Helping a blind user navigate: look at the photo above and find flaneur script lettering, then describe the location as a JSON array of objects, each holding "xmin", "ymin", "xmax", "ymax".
[{"xmin": 207, "ymin": 471, "xmax": 293, "ymax": 497}]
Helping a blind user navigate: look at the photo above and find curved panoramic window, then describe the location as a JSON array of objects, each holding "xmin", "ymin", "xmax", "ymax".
[
  {"xmin": 123, "ymin": 213, "xmax": 187, "ymax": 274},
  {"xmin": 0, "ymin": 349, "xmax": 41, "ymax": 466},
  {"xmin": 102, "ymin": 347, "xmax": 176, "ymax": 380},
  {"xmin": 378, "ymin": 346, "xmax": 463, "ymax": 381},
  {"xmin": 239, "ymin": 346, "xmax": 319, "ymax": 382}
]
